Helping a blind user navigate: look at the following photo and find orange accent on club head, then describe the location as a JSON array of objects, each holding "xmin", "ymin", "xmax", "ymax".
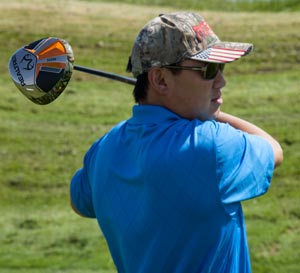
[
  {"xmin": 37, "ymin": 41, "xmax": 66, "ymax": 59},
  {"xmin": 26, "ymin": 48, "xmax": 36, "ymax": 54},
  {"xmin": 35, "ymin": 62, "xmax": 66, "ymax": 78}
]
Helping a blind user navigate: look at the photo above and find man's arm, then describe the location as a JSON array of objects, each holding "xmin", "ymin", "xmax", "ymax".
[{"xmin": 217, "ymin": 112, "xmax": 283, "ymax": 167}]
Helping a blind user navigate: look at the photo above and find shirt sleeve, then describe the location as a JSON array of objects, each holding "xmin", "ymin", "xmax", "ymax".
[
  {"xmin": 215, "ymin": 122, "xmax": 274, "ymax": 206},
  {"xmin": 70, "ymin": 141, "xmax": 100, "ymax": 218}
]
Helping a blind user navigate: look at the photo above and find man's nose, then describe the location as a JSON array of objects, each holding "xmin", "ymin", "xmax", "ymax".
[{"xmin": 213, "ymin": 70, "xmax": 226, "ymax": 89}]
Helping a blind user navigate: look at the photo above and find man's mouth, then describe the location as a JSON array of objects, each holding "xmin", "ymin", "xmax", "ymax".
[{"xmin": 211, "ymin": 94, "xmax": 223, "ymax": 104}]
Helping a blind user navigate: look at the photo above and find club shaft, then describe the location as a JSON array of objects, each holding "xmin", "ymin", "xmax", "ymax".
[{"xmin": 74, "ymin": 65, "xmax": 136, "ymax": 85}]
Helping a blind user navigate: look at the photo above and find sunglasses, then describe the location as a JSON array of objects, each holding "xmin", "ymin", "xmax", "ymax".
[{"xmin": 163, "ymin": 62, "xmax": 225, "ymax": 80}]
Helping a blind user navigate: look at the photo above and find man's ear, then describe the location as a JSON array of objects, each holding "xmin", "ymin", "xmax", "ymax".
[{"xmin": 148, "ymin": 68, "xmax": 169, "ymax": 95}]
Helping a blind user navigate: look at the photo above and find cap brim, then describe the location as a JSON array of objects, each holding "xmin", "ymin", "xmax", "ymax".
[{"xmin": 190, "ymin": 42, "xmax": 253, "ymax": 63}]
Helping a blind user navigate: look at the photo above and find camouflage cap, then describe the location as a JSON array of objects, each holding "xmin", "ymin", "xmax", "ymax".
[{"xmin": 127, "ymin": 12, "xmax": 253, "ymax": 78}]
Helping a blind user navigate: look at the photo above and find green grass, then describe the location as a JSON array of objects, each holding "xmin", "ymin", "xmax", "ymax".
[
  {"xmin": 0, "ymin": 0, "xmax": 300, "ymax": 272},
  {"xmin": 85, "ymin": 0, "xmax": 300, "ymax": 12}
]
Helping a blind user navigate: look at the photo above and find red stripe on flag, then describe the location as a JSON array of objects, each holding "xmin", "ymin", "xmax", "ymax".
[
  {"xmin": 208, "ymin": 48, "xmax": 246, "ymax": 62},
  {"xmin": 212, "ymin": 46, "xmax": 247, "ymax": 53}
]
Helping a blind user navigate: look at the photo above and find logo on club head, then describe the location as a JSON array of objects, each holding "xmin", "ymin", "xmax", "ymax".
[
  {"xmin": 11, "ymin": 55, "xmax": 26, "ymax": 87},
  {"xmin": 21, "ymin": 54, "xmax": 34, "ymax": 70}
]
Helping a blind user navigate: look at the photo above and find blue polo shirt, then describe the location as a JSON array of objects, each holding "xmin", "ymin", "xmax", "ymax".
[{"xmin": 71, "ymin": 105, "xmax": 274, "ymax": 273}]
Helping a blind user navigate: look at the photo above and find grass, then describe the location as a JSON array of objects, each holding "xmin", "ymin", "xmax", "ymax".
[
  {"xmin": 85, "ymin": 0, "xmax": 300, "ymax": 12},
  {"xmin": 0, "ymin": 0, "xmax": 300, "ymax": 272}
]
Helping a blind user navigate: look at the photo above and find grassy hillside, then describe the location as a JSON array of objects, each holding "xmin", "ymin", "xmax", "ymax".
[
  {"xmin": 85, "ymin": 0, "xmax": 300, "ymax": 12},
  {"xmin": 0, "ymin": 1, "xmax": 299, "ymax": 272}
]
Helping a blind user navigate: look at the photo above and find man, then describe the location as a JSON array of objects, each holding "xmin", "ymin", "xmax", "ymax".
[{"xmin": 70, "ymin": 12, "xmax": 283, "ymax": 273}]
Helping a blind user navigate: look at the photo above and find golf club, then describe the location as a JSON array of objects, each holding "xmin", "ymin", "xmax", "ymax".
[
  {"xmin": 74, "ymin": 65, "xmax": 136, "ymax": 86},
  {"xmin": 8, "ymin": 37, "xmax": 136, "ymax": 105}
]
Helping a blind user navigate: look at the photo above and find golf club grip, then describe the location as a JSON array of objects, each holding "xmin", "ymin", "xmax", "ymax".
[{"xmin": 74, "ymin": 65, "xmax": 136, "ymax": 85}]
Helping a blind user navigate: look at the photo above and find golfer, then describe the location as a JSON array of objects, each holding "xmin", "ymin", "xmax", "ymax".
[{"xmin": 70, "ymin": 11, "xmax": 283, "ymax": 273}]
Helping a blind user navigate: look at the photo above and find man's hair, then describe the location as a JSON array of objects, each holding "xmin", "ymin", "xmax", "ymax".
[
  {"xmin": 133, "ymin": 67, "xmax": 181, "ymax": 103},
  {"xmin": 133, "ymin": 73, "xmax": 149, "ymax": 103}
]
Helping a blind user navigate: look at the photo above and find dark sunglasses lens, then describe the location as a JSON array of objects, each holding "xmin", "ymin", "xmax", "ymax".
[
  {"xmin": 220, "ymin": 63, "xmax": 225, "ymax": 72},
  {"xmin": 205, "ymin": 63, "xmax": 225, "ymax": 79}
]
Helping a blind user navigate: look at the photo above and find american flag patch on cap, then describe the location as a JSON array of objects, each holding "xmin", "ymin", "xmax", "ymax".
[{"xmin": 191, "ymin": 43, "xmax": 253, "ymax": 63}]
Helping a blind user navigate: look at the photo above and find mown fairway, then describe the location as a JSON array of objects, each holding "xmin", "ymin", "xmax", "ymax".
[{"xmin": 0, "ymin": 0, "xmax": 299, "ymax": 272}]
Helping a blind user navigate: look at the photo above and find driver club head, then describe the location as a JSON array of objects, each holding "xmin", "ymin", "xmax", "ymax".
[{"xmin": 8, "ymin": 37, "xmax": 74, "ymax": 105}]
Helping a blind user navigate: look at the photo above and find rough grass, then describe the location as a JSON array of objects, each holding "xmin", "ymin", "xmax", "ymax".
[
  {"xmin": 0, "ymin": 1, "xmax": 299, "ymax": 272},
  {"xmin": 84, "ymin": 0, "xmax": 300, "ymax": 12}
]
